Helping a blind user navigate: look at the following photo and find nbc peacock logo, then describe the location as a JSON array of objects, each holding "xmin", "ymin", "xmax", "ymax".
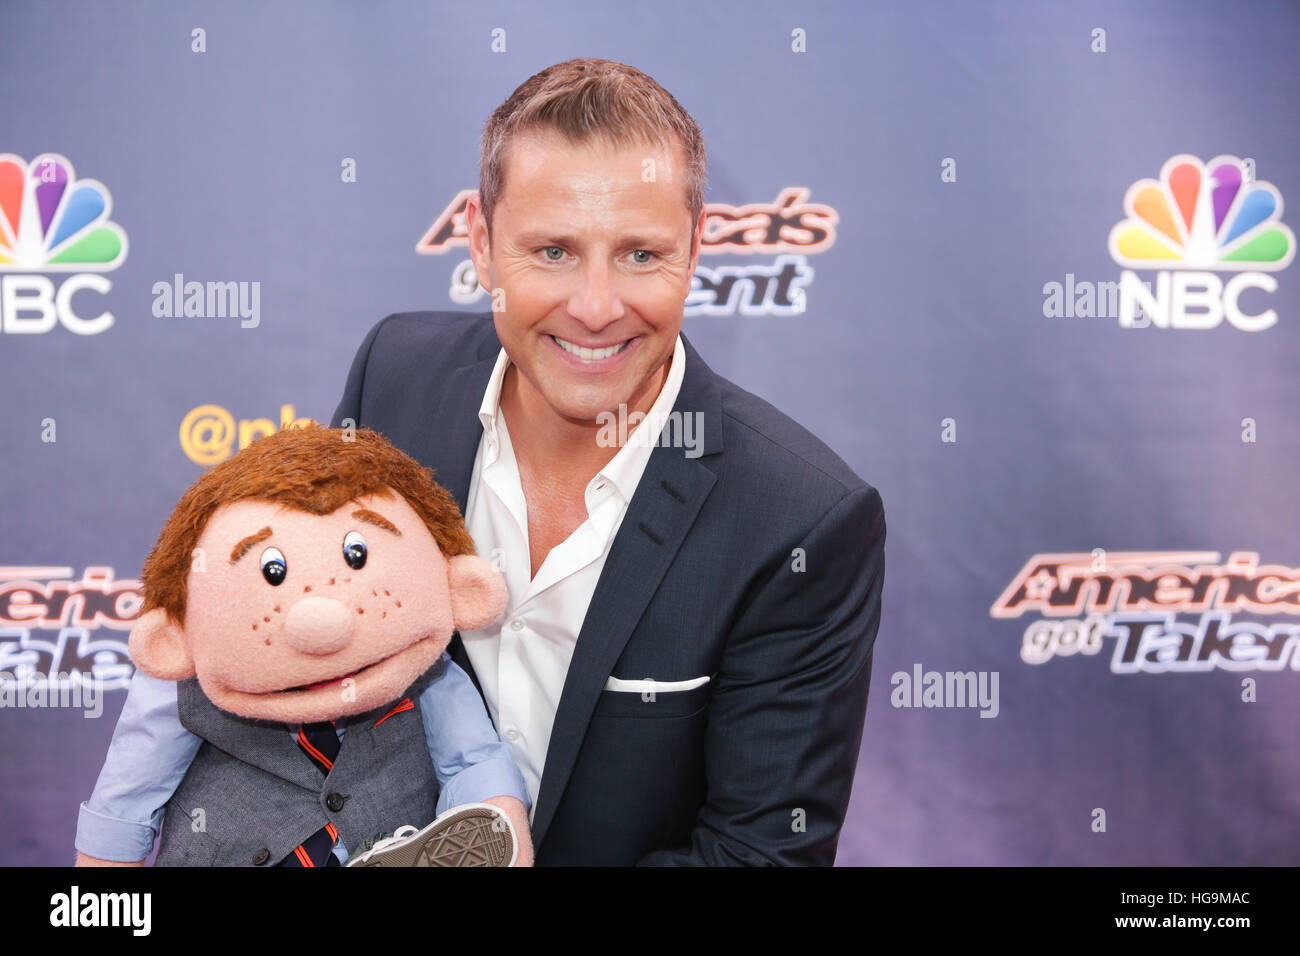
[
  {"xmin": 0, "ymin": 153, "xmax": 128, "ymax": 335},
  {"xmin": 1108, "ymin": 155, "xmax": 1293, "ymax": 332}
]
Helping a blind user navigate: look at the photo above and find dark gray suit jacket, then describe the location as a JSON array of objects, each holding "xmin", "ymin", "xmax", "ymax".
[{"xmin": 330, "ymin": 310, "xmax": 885, "ymax": 865}]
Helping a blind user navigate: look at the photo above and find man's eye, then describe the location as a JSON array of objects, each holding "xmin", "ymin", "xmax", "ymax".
[
  {"xmin": 260, "ymin": 548, "xmax": 287, "ymax": 586},
  {"xmin": 629, "ymin": 250, "xmax": 656, "ymax": 266},
  {"xmin": 542, "ymin": 246, "xmax": 566, "ymax": 261}
]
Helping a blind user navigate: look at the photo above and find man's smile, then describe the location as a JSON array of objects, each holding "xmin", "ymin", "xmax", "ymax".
[{"xmin": 547, "ymin": 332, "xmax": 639, "ymax": 370}]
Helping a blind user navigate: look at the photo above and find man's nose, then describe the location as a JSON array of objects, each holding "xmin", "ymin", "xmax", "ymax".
[
  {"xmin": 568, "ymin": 260, "xmax": 626, "ymax": 328},
  {"xmin": 283, "ymin": 596, "xmax": 355, "ymax": 654}
]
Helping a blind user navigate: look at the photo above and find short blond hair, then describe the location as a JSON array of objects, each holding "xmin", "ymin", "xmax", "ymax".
[{"xmin": 479, "ymin": 57, "xmax": 707, "ymax": 242}]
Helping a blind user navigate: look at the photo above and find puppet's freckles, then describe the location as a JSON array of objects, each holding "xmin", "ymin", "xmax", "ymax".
[
  {"xmin": 248, "ymin": 601, "xmax": 283, "ymax": 635},
  {"xmin": 359, "ymin": 586, "xmax": 404, "ymax": 618}
]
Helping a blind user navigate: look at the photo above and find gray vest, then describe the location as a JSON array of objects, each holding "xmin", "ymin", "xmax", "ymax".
[{"xmin": 156, "ymin": 660, "xmax": 444, "ymax": 866}]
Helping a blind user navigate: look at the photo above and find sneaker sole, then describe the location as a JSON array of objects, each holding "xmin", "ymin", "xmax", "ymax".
[{"xmin": 349, "ymin": 805, "xmax": 516, "ymax": 867}]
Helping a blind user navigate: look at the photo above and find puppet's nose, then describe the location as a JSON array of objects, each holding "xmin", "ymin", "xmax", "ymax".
[{"xmin": 283, "ymin": 597, "xmax": 355, "ymax": 654}]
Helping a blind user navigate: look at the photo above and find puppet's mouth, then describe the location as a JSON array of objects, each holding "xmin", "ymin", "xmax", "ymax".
[
  {"xmin": 280, "ymin": 657, "xmax": 382, "ymax": 694},
  {"xmin": 272, "ymin": 637, "xmax": 435, "ymax": 695},
  {"xmin": 211, "ymin": 635, "xmax": 446, "ymax": 721},
  {"xmin": 298, "ymin": 672, "xmax": 357, "ymax": 692}
]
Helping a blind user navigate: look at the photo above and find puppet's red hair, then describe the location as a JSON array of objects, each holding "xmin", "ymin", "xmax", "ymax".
[{"xmin": 140, "ymin": 424, "xmax": 476, "ymax": 626}]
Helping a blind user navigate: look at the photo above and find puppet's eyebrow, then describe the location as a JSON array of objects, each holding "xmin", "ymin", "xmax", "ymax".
[
  {"xmin": 230, "ymin": 526, "xmax": 273, "ymax": 565},
  {"xmin": 352, "ymin": 509, "xmax": 401, "ymax": 536}
]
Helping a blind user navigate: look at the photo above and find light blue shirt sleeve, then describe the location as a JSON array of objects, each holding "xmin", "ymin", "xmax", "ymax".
[
  {"xmin": 74, "ymin": 670, "xmax": 201, "ymax": 862},
  {"xmin": 75, "ymin": 654, "xmax": 526, "ymax": 864},
  {"xmin": 421, "ymin": 654, "xmax": 530, "ymax": 815}
]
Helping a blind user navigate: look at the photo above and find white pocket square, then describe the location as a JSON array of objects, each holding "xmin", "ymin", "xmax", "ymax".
[{"xmin": 603, "ymin": 675, "xmax": 710, "ymax": 693}]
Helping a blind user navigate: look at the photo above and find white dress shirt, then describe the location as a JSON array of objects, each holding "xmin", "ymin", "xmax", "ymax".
[{"xmin": 459, "ymin": 334, "xmax": 686, "ymax": 817}]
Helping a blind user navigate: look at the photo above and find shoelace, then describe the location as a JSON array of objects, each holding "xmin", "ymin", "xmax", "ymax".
[{"xmin": 360, "ymin": 825, "xmax": 420, "ymax": 857}]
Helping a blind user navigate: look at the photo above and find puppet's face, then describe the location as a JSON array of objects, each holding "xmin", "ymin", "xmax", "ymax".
[{"xmin": 131, "ymin": 490, "xmax": 505, "ymax": 723}]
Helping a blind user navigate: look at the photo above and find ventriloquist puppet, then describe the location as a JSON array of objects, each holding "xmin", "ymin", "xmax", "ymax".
[{"xmin": 74, "ymin": 424, "xmax": 532, "ymax": 867}]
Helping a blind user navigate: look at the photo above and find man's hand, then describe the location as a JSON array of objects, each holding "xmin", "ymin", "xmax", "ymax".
[
  {"xmin": 482, "ymin": 795, "xmax": 533, "ymax": 866},
  {"xmin": 75, "ymin": 851, "xmax": 145, "ymax": 867}
]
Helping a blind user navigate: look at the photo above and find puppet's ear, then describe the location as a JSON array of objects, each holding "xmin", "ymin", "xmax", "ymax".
[
  {"xmin": 447, "ymin": 554, "xmax": 508, "ymax": 632},
  {"xmin": 128, "ymin": 608, "xmax": 196, "ymax": 680}
]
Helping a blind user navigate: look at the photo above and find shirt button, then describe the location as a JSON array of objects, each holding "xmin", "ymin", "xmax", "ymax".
[
  {"xmin": 252, "ymin": 847, "xmax": 271, "ymax": 866},
  {"xmin": 505, "ymin": 728, "xmax": 520, "ymax": 741},
  {"xmin": 510, "ymin": 619, "xmax": 524, "ymax": 631},
  {"xmin": 325, "ymin": 792, "xmax": 345, "ymax": 812}
]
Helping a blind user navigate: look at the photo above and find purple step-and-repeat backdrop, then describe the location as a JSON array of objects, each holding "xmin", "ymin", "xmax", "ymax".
[{"xmin": 2, "ymin": 0, "xmax": 1297, "ymax": 865}]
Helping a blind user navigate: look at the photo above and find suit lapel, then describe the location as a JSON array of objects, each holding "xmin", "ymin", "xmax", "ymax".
[
  {"xmin": 529, "ymin": 333, "xmax": 723, "ymax": 849},
  {"xmin": 404, "ymin": 322, "xmax": 500, "ymax": 695},
  {"xmin": 403, "ymin": 332, "xmax": 500, "ymax": 516}
]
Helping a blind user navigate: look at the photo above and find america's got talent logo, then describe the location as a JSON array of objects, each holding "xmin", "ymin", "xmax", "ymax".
[
  {"xmin": 417, "ymin": 187, "xmax": 839, "ymax": 317},
  {"xmin": 0, "ymin": 565, "xmax": 140, "ymax": 693},
  {"xmin": 992, "ymin": 551, "xmax": 1300, "ymax": 675}
]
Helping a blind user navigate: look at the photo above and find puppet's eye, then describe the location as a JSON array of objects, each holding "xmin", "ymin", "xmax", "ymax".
[
  {"xmin": 343, "ymin": 531, "xmax": 367, "ymax": 570},
  {"xmin": 260, "ymin": 547, "xmax": 287, "ymax": 586}
]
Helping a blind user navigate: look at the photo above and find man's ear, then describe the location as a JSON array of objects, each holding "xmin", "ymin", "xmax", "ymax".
[
  {"xmin": 447, "ymin": 554, "xmax": 508, "ymax": 631},
  {"xmin": 128, "ymin": 608, "xmax": 196, "ymax": 680},
  {"xmin": 690, "ymin": 205, "xmax": 706, "ymax": 270},
  {"xmin": 464, "ymin": 190, "xmax": 492, "ymax": 292}
]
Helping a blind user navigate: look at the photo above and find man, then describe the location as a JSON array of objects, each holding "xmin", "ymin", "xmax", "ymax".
[{"xmin": 76, "ymin": 57, "xmax": 885, "ymax": 865}]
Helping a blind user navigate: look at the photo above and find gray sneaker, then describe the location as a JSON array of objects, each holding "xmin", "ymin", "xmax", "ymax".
[{"xmin": 346, "ymin": 803, "xmax": 518, "ymax": 867}]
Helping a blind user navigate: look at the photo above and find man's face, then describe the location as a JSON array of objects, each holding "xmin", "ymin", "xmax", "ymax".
[{"xmin": 468, "ymin": 129, "xmax": 706, "ymax": 425}]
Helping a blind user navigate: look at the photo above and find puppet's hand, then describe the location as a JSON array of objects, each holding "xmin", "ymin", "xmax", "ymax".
[
  {"xmin": 75, "ymin": 851, "xmax": 145, "ymax": 867},
  {"xmin": 483, "ymin": 795, "xmax": 533, "ymax": 867}
]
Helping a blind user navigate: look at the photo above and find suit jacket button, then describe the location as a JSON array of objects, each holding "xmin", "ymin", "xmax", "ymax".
[
  {"xmin": 252, "ymin": 848, "xmax": 271, "ymax": 865},
  {"xmin": 326, "ymin": 792, "xmax": 345, "ymax": 812}
]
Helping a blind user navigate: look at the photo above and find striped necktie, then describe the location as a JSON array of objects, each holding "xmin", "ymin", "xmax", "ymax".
[{"xmin": 279, "ymin": 720, "xmax": 342, "ymax": 867}]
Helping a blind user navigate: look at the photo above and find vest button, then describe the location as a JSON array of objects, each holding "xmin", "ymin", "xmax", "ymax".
[
  {"xmin": 252, "ymin": 848, "xmax": 271, "ymax": 865},
  {"xmin": 326, "ymin": 792, "xmax": 345, "ymax": 812}
]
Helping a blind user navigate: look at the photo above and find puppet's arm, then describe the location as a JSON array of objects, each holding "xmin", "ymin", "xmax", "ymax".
[
  {"xmin": 421, "ymin": 655, "xmax": 534, "ymax": 866},
  {"xmin": 75, "ymin": 670, "xmax": 200, "ymax": 866}
]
